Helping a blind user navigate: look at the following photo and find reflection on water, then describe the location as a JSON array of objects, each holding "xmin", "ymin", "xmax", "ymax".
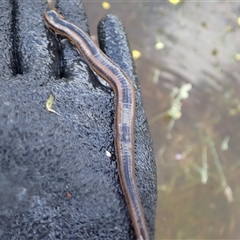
[{"xmin": 83, "ymin": 1, "xmax": 240, "ymax": 239}]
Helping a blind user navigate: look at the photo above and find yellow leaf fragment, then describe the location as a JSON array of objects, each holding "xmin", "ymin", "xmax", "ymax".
[
  {"xmin": 158, "ymin": 185, "xmax": 168, "ymax": 191},
  {"xmin": 132, "ymin": 50, "xmax": 141, "ymax": 60},
  {"xmin": 155, "ymin": 41, "xmax": 165, "ymax": 50},
  {"xmin": 235, "ymin": 53, "xmax": 240, "ymax": 61},
  {"xmin": 169, "ymin": 0, "xmax": 180, "ymax": 4},
  {"xmin": 237, "ymin": 17, "xmax": 240, "ymax": 26},
  {"xmin": 46, "ymin": 94, "xmax": 59, "ymax": 115},
  {"xmin": 102, "ymin": 2, "xmax": 111, "ymax": 10}
]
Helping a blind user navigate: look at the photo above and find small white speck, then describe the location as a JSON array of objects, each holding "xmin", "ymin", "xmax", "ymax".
[
  {"xmin": 139, "ymin": 235, "xmax": 144, "ymax": 240},
  {"xmin": 106, "ymin": 150, "xmax": 111, "ymax": 158},
  {"xmin": 175, "ymin": 153, "xmax": 182, "ymax": 160}
]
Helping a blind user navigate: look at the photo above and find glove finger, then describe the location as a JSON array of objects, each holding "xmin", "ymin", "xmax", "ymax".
[
  {"xmin": 0, "ymin": 1, "xmax": 16, "ymax": 77},
  {"xmin": 16, "ymin": 0, "xmax": 61, "ymax": 79},
  {"xmin": 98, "ymin": 14, "xmax": 157, "ymax": 239},
  {"xmin": 52, "ymin": 0, "xmax": 97, "ymax": 82},
  {"xmin": 98, "ymin": 15, "xmax": 137, "ymax": 87}
]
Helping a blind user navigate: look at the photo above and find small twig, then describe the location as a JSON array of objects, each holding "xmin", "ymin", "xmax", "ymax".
[{"xmin": 208, "ymin": 140, "xmax": 233, "ymax": 202}]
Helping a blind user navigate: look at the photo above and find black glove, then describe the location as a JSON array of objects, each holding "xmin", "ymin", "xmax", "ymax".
[{"xmin": 0, "ymin": 0, "xmax": 157, "ymax": 239}]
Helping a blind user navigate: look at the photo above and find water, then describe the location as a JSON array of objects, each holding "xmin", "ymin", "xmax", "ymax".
[{"xmin": 83, "ymin": 1, "xmax": 240, "ymax": 239}]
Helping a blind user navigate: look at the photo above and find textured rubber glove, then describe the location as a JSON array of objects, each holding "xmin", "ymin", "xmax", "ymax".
[{"xmin": 0, "ymin": 0, "xmax": 157, "ymax": 239}]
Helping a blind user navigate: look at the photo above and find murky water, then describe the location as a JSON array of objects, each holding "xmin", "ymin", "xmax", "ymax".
[{"xmin": 83, "ymin": 1, "xmax": 240, "ymax": 239}]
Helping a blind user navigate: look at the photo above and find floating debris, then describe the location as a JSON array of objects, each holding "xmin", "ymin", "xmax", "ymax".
[
  {"xmin": 221, "ymin": 136, "xmax": 230, "ymax": 151},
  {"xmin": 149, "ymin": 83, "xmax": 192, "ymax": 126},
  {"xmin": 155, "ymin": 41, "xmax": 165, "ymax": 50},
  {"xmin": 46, "ymin": 94, "xmax": 59, "ymax": 115},
  {"xmin": 132, "ymin": 50, "xmax": 141, "ymax": 60},
  {"xmin": 224, "ymin": 185, "xmax": 233, "ymax": 203},
  {"xmin": 201, "ymin": 147, "xmax": 208, "ymax": 184},
  {"xmin": 211, "ymin": 49, "xmax": 218, "ymax": 56},
  {"xmin": 167, "ymin": 100, "xmax": 182, "ymax": 120},
  {"xmin": 169, "ymin": 0, "xmax": 180, "ymax": 5},
  {"xmin": 167, "ymin": 83, "xmax": 192, "ymax": 120},
  {"xmin": 235, "ymin": 53, "xmax": 240, "ymax": 61},
  {"xmin": 158, "ymin": 184, "xmax": 168, "ymax": 191},
  {"xmin": 237, "ymin": 16, "xmax": 240, "ymax": 26},
  {"xmin": 209, "ymin": 140, "xmax": 234, "ymax": 203},
  {"xmin": 201, "ymin": 22, "xmax": 207, "ymax": 28},
  {"xmin": 174, "ymin": 146, "xmax": 192, "ymax": 161},
  {"xmin": 193, "ymin": 146, "xmax": 208, "ymax": 184},
  {"xmin": 102, "ymin": 1, "xmax": 111, "ymax": 10},
  {"xmin": 152, "ymin": 68, "xmax": 160, "ymax": 84}
]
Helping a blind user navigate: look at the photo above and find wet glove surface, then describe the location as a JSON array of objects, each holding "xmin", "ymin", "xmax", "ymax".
[{"xmin": 0, "ymin": 0, "xmax": 157, "ymax": 239}]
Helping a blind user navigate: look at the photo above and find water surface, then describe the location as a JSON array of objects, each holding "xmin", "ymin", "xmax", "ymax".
[{"xmin": 83, "ymin": 1, "xmax": 240, "ymax": 239}]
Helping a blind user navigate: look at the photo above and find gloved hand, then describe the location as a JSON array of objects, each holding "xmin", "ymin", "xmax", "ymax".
[{"xmin": 0, "ymin": 0, "xmax": 157, "ymax": 239}]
